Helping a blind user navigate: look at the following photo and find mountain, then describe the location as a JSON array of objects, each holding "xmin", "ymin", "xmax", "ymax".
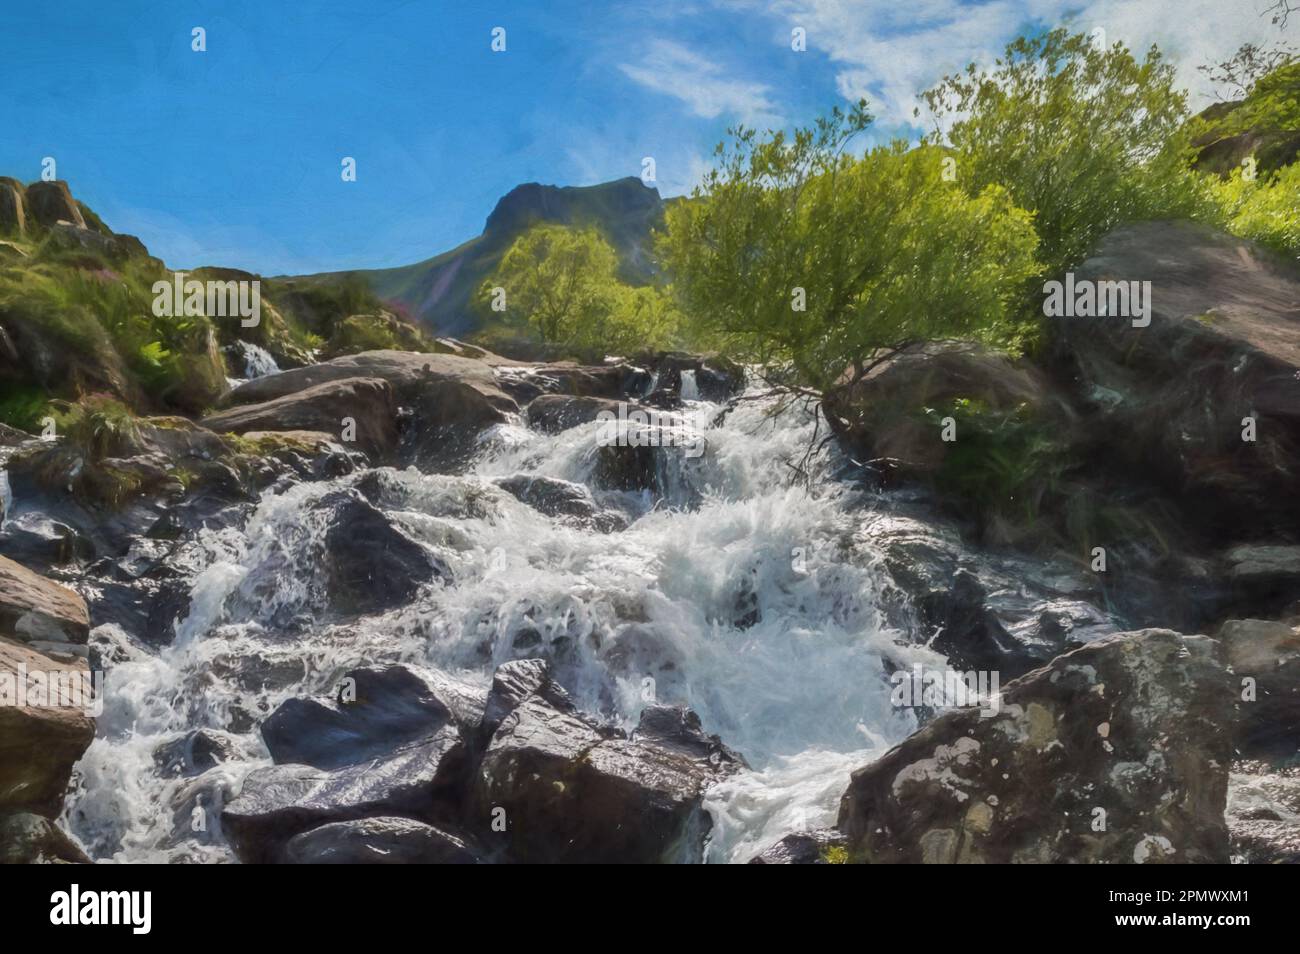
[{"xmin": 294, "ymin": 177, "xmax": 666, "ymax": 337}]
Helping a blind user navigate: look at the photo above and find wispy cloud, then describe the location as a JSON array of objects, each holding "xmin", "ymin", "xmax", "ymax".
[
  {"xmin": 620, "ymin": 38, "xmax": 783, "ymax": 125},
  {"xmin": 738, "ymin": 0, "xmax": 1293, "ymax": 126}
]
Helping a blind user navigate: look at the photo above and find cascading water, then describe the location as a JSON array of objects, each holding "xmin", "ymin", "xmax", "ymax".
[{"xmin": 63, "ymin": 381, "xmax": 940, "ymax": 863}]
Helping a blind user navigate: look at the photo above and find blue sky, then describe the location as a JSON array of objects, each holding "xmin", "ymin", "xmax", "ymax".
[{"xmin": 0, "ymin": 0, "xmax": 1275, "ymax": 275}]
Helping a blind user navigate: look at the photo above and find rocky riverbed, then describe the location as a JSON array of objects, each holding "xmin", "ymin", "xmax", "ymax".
[{"xmin": 1, "ymin": 220, "xmax": 1298, "ymax": 864}]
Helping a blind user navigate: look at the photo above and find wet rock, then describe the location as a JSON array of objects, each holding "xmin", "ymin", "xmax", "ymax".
[
  {"xmin": 1219, "ymin": 617, "xmax": 1300, "ymax": 759},
  {"xmin": 0, "ymin": 636, "xmax": 96, "ymax": 818},
  {"xmin": 0, "ymin": 554, "xmax": 90, "ymax": 648},
  {"xmin": 222, "ymin": 726, "xmax": 470, "ymax": 864},
  {"xmin": 203, "ymin": 376, "xmax": 398, "ymax": 459},
  {"xmin": 749, "ymin": 829, "xmax": 847, "ymax": 864},
  {"xmin": 837, "ymin": 629, "xmax": 1234, "ymax": 863},
  {"xmin": 318, "ymin": 491, "xmax": 448, "ymax": 615},
  {"xmin": 632, "ymin": 704, "xmax": 746, "ymax": 774},
  {"xmin": 495, "ymin": 363, "xmax": 641, "ymax": 404},
  {"xmin": 473, "ymin": 661, "xmax": 729, "ymax": 863},
  {"xmin": 283, "ymin": 816, "xmax": 482, "ymax": 864},
  {"xmin": 477, "ymin": 657, "xmax": 576, "ymax": 743},
  {"xmin": 0, "ymin": 812, "xmax": 90, "ymax": 864},
  {"xmin": 1226, "ymin": 761, "xmax": 1300, "ymax": 864},
  {"xmin": 860, "ymin": 510, "xmax": 1118, "ymax": 679},
  {"xmin": 261, "ymin": 664, "xmax": 481, "ymax": 770},
  {"xmin": 0, "ymin": 511, "xmax": 93, "ymax": 571},
  {"xmin": 494, "ymin": 475, "xmax": 627, "ymax": 531},
  {"xmin": 527, "ymin": 394, "xmax": 628, "ymax": 433},
  {"xmin": 154, "ymin": 729, "xmax": 244, "ymax": 778}
]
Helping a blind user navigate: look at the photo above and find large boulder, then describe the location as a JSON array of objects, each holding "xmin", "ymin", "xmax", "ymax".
[
  {"xmin": 824, "ymin": 342, "xmax": 1060, "ymax": 480},
  {"xmin": 316, "ymin": 492, "xmax": 449, "ymax": 615},
  {"xmin": 1046, "ymin": 221, "xmax": 1300, "ymax": 543},
  {"xmin": 226, "ymin": 350, "xmax": 516, "ymax": 419},
  {"xmin": 224, "ymin": 351, "xmax": 518, "ymax": 469},
  {"xmin": 0, "ymin": 554, "xmax": 90, "ymax": 650},
  {"xmin": 837, "ymin": 629, "xmax": 1234, "ymax": 863},
  {"xmin": 472, "ymin": 662, "xmax": 738, "ymax": 863},
  {"xmin": 261, "ymin": 664, "xmax": 484, "ymax": 769},
  {"xmin": 24, "ymin": 180, "xmax": 86, "ymax": 229},
  {"xmin": 0, "ymin": 637, "xmax": 95, "ymax": 818},
  {"xmin": 221, "ymin": 726, "xmax": 470, "ymax": 864},
  {"xmin": 282, "ymin": 817, "xmax": 481, "ymax": 864},
  {"xmin": 202, "ymin": 376, "xmax": 398, "ymax": 458}
]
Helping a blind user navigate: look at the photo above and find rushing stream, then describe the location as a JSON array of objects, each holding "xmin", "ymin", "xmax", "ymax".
[{"xmin": 61, "ymin": 379, "xmax": 938, "ymax": 863}]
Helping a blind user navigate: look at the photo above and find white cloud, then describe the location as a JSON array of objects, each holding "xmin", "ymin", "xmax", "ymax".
[
  {"xmin": 620, "ymin": 38, "xmax": 783, "ymax": 125},
  {"xmin": 742, "ymin": 0, "xmax": 1292, "ymax": 126}
]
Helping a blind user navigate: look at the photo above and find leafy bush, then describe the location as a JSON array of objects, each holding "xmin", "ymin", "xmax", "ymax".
[
  {"xmin": 658, "ymin": 106, "xmax": 1040, "ymax": 395},
  {"xmin": 922, "ymin": 29, "xmax": 1214, "ymax": 275},
  {"xmin": 1209, "ymin": 162, "xmax": 1300, "ymax": 256}
]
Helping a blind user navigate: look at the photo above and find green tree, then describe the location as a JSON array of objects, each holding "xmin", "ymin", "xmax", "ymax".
[
  {"xmin": 479, "ymin": 224, "xmax": 620, "ymax": 344},
  {"xmin": 921, "ymin": 29, "xmax": 1212, "ymax": 274},
  {"xmin": 479, "ymin": 223, "xmax": 681, "ymax": 356},
  {"xmin": 657, "ymin": 104, "xmax": 1040, "ymax": 397}
]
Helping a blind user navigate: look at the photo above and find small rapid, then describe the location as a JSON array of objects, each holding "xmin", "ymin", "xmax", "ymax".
[{"xmin": 64, "ymin": 382, "xmax": 938, "ymax": 863}]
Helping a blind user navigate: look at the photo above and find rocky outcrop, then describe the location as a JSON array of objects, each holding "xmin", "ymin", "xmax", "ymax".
[
  {"xmin": 837, "ymin": 629, "xmax": 1233, "ymax": 863},
  {"xmin": 1046, "ymin": 221, "xmax": 1300, "ymax": 545},
  {"xmin": 203, "ymin": 376, "xmax": 399, "ymax": 458},
  {"xmin": 24, "ymin": 180, "xmax": 86, "ymax": 229}
]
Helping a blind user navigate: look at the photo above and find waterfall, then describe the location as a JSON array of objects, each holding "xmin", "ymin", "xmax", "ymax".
[{"xmin": 63, "ymin": 382, "xmax": 930, "ymax": 863}]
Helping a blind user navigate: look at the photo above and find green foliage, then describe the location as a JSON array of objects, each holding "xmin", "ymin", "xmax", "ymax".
[
  {"xmin": 0, "ymin": 382, "xmax": 51, "ymax": 433},
  {"xmin": 322, "ymin": 311, "xmax": 441, "ymax": 358},
  {"xmin": 51, "ymin": 393, "xmax": 142, "ymax": 460},
  {"xmin": 658, "ymin": 106, "xmax": 1040, "ymax": 394},
  {"xmin": 479, "ymin": 223, "xmax": 680, "ymax": 357},
  {"xmin": 923, "ymin": 29, "xmax": 1213, "ymax": 275},
  {"xmin": 925, "ymin": 398, "xmax": 1073, "ymax": 531},
  {"xmin": 820, "ymin": 844, "xmax": 849, "ymax": 864},
  {"xmin": 1209, "ymin": 162, "xmax": 1300, "ymax": 256}
]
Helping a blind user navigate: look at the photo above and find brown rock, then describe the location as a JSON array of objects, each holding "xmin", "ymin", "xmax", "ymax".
[
  {"xmin": 0, "ymin": 637, "xmax": 96, "ymax": 818},
  {"xmin": 202, "ymin": 376, "xmax": 398, "ymax": 458},
  {"xmin": 0, "ymin": 555, "xmax": 90, "ymax": 648},
  {"xmin": 24, "ymin": 180, "xmax": 86, "ymax": 229}
]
